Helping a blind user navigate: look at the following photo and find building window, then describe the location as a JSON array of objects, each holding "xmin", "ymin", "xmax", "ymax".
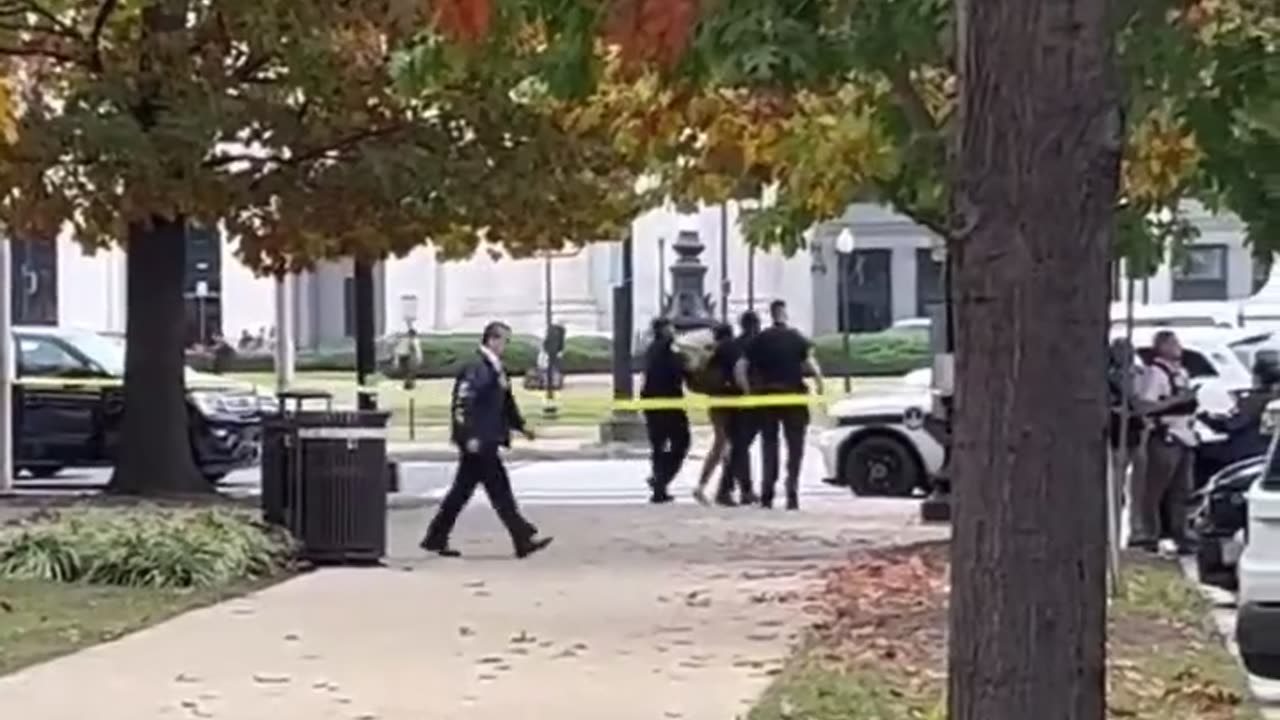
[
  {"xmin": 840, "ymin": 249, "xmax": 893, "ymax": 332},
  {"xmin": 1172, "ymin": 244, "xmax": 1228, "ymax": 301},
  {"xmin": 183, "ymin": 224, "xmax": 223, "ymax": 347},
  {"xmin": 11, "ymin": 238, "xmax": 58, "ymax": 326},
  {"xmin": 915, "ymin": 249, "xmax": 944, "ymax": 318}
]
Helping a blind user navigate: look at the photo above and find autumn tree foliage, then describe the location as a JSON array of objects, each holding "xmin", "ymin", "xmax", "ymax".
[
  {"xmin": 0, "ymin": 0, "xmax": 638, "ymax": 494},
  {"xmin": 429, "ymin": 0, "xmax": 1274, "ymax": 262}
]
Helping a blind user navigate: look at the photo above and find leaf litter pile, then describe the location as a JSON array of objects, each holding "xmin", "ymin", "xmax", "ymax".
[{"xmin": 751, "ymin": 542, "xmax": 1258, "ymax": 720}]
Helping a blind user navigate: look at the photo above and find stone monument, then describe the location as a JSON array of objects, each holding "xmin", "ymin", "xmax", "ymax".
[{"xmin": 660, "ymin": 227, "xmax": 716, "ymax": 331}]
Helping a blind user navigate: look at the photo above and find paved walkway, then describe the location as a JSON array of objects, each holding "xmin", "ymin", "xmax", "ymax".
[{"xmin": 0, "ymin": 499, "xmax": 942, "ymax": 720}]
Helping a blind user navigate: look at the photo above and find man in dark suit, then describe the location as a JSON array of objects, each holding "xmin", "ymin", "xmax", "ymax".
[
  {"xmin": 421, "ymin": 321, "xmax": 553, "ymax": 558},
  {"xmin": 641, "ymin": 317, "xmax": 691, "ymax": 503}
]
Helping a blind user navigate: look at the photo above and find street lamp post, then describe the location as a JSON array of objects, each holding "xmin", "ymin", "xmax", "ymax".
[
  {"xmin": 835, "ymin": 227, "xmax": 856, "ymax": 394},
  {"xmin": 543, "ymin": 252, "xmax": 557, "ymax": 418},
  {"xmin": 719, "ymin": 203, "xmax": 730, "ymax": 324},
  {"xmin": 657, "ymin": 237, "xmax": 666, "ymax": 308}
]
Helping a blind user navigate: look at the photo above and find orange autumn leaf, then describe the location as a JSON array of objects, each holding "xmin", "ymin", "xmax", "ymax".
[
  {"xmin": 430, "ymin": 0, "xmax": 492, "ymax": 43},
  {"xmin": 604, "ymin": 0, "xmax": 699, "ymax": 68}
]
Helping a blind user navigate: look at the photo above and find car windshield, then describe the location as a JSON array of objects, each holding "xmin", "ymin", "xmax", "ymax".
[{"xmin": 66, "ymin": 332, "xmax": 126, "ymax": 376}]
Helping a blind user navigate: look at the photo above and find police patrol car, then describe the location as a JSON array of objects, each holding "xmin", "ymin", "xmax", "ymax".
[{"xmin": 13, "ymin": 326, "xmax": 268, "ymax": 482}]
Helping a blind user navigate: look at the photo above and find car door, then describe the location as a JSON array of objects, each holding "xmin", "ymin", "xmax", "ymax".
[{"xmin": 14, "ymin": 334, "xmax": 103, "ymax": 465}]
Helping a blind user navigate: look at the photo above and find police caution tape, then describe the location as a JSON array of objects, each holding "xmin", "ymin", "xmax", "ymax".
[{"xmin": 611, "ymin": 394, "xmax": 824, "ymax": 411}]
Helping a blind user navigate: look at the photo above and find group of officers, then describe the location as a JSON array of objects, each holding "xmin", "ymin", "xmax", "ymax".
[
  {"xmin": 416, "ymin": 302, "xmax": 825, "ymax": 560},
  {"xmin": 639, "ymin": 299, "xmax": 824, "ymax": 510},
  {"xmin": 1109, "ymin": 328, "xmax": 1280, "ymax": 555}
]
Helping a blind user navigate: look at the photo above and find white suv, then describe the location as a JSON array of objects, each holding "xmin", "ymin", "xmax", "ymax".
[{"xmin": 1237, "ymin": 401, "xmax": 1280, "ymax": 679}]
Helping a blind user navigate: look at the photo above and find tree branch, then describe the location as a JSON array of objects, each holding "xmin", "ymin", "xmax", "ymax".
[
  {"xmin": 232, "ymin": 51, "xmax": 276, "ymax": 83},
  {"xmin": 0, "ymin": 42, "xmax": 82, "ymax": 64},
  {"xmin": 88, "ymin": 0, "xmax": 119, "ymax": 71},
  {"xmin": 886, "ymin": 65, "xmax": 938, "ymax": 136},
  {"xmin": 205, "ymin": 123, "xmax": 409, "ymax": 172}
]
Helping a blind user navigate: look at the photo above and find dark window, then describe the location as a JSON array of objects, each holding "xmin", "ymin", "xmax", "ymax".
[
  {"xmin": 840, "ymin": 249, "xmax": 892, "ymax": 332},
  {"xmin": 916, "ymin": 249, "xmax": 944, "ymax": 318},
  {"xmin": 1172, "ymin": 245, "xmax": 1228, "ymax": 301},
  {"xmin": 11, "ymin": 238, "xmax": 58, "ymax": 326},
  {"xmin": 183, "ymin": 224, "xmax": 223, "ymax": 347}
]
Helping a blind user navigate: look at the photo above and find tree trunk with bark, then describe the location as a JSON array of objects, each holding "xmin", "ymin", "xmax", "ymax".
[
  {"xmin": 106, "ymin": 218, "xmax": 207, "ymax": 495},
  {"xmin": 946, "ymin": 0, "xmax": 1122, "ymax": 718}
]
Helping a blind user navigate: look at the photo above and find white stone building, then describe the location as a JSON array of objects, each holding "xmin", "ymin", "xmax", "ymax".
[{"xmin": 24, "ymin": 202, "xmax": 1262, "ymax": 345}]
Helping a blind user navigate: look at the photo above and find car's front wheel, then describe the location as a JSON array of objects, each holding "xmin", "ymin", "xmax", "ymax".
[{"xmin": 841, "ymin": 434, "xmax": 923, "ymax": 497}]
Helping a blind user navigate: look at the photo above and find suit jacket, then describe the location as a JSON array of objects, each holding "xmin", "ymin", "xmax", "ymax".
[{"xmin": 451, "ymin": 350, "xmax": 526, "ymax": 451}]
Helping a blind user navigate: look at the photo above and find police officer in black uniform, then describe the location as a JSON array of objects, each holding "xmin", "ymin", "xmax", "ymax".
[
  {"xmin": 421, "ymin": 321, "xmax": 553, "ymax": 558},
  {"xmin": 735, "ymin": 300, "xmax": 824, "ymax": 510},
  {"xmin": 641, "ymin": 317, "xmax": 692, "ymax": 503},
  {"xmin": 714, "ymin": 310, "xmax": 762, "ymax": 505}
]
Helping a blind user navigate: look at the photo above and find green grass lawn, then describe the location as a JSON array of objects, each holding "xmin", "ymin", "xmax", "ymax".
[
  {"xmin": 229, "ymin": 372, "xmax": 616, "ymax": 431},
  {"xmin": 0, "ymin": 578, "xmax": 278, "ymax": 676},
  {"xmin": 750, "ymin": 547, "xmax": 1259, "ymax": 720}
]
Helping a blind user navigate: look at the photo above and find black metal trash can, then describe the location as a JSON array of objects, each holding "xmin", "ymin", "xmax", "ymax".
[
  {"xmin": 261, "ymin": 391, "xmax": 333, "ymax": 527},
  {"xmin": 261, "ymin": 392, "xmax": 390, "ymax": 564}
]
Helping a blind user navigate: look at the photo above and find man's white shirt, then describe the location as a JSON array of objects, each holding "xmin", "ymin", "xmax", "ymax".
[{"xmin": 1139, "ymin": 358, "xmax": 1198, "ymax": 447}]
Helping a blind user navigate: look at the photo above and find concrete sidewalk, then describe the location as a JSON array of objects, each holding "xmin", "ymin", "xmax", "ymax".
[{"xmin": 0, "ymin": 501, "xmax": 942, "ymax": 720}]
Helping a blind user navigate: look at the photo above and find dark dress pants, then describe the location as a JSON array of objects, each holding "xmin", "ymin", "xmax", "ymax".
[
  {"xmin": 759, "ymin": 405, "xmax": 809, "ymax": 507},
  {"xmin": 644, "ymin": 409, "xmax": 691, "ymax": 494},
  {"xmin": 718, "ymin": 407, "xmax": 759, "ymax": 501},
  {"xmin": 424, "ymin": 449, "xmax": 535, "ymax": 548}
]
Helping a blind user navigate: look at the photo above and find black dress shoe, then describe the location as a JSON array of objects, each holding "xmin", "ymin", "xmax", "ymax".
[
  {"xmin": 420, "ymin": 539, "xmax": 462, "ymax": 557},
  {"xmin": 515, "ymin": 536, "xmax": 554, "ymax": 559},
  {"xmin": 714, "ymin": 495, "xmax": 737, "ymax": 507},
  {"xmin": 739, "ymin": 491, "xmax": 759, "ymax": 506}
]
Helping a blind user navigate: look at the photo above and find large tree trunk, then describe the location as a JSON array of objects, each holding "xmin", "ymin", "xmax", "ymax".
[
  {"xmin": 946, "ymin": 0, "xmax": 1121, "ymax": 717},
  {"xmin": 107, "ymin": 217, "xmax": 207, "ymax": 495}
]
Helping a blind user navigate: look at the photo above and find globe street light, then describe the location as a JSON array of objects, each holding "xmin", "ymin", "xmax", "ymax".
[{"xmin": 834, "ymin": 227, "xmax": 856, "ymax": 393}]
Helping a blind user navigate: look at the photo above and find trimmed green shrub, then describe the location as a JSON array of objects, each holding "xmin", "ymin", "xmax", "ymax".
[
  {"xmin": 815, "ymin": 329, "xmax": 931, "ymax": 376},
  {"xmin": 189, "ymin": 329, "xmax": 929, "ymax": 377},
  {"xmin": 0, "ymin": 508, "xmax": 295, "ymax": 589}
]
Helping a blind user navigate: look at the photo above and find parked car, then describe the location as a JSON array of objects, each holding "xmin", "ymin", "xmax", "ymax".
[
  {"xmin": 1192, "ymin": 455, "xmax": 1264, "ymax": 591},
  {"xmin": 13, "ymin": 326, "xmax": 269, "ymax": 482},
  {"xmin": 818, "ymin": 368, "xmax": 939, "ymax": 497},
  {"xmin": 1109, "ymin": 301, "xmax": 1240, "ymax": 330},
  {"xmin": 1237, "ymin": 400, "xmax": 1280, "ymax": 680},
  {"xmin": 819, "ymin": 331, "xmax": 1251, "ymax": 497}
]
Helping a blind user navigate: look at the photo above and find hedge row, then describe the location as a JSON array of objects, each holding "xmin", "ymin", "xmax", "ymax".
[{"xmin": 187, "ymin": 329, "xmax": 930, "ymax": 378}]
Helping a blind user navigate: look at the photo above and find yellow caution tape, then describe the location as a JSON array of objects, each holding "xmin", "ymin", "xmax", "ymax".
[{"xmin": 612, "ymin": 394, "xmax": 823, "ymax": 411}]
